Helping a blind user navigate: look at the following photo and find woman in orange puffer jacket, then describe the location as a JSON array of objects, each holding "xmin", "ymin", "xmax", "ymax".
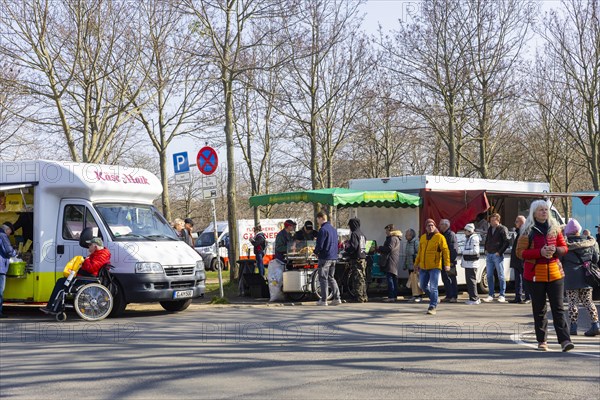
[{"xmin": 516, "ymin": 200, "xmax": 573, "ymax": 352}]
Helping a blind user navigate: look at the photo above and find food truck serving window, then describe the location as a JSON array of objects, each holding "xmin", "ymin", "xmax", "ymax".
[
  {"xmin": 62, "ymin": 205, "xmax": 99, "ymax": 240},
  {"xmin": 95, "ymin": 203, "xmax": 178, "ymax": 241}
]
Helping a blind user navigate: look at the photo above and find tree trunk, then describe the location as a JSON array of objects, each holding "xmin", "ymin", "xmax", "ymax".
[
  {"xmin": 159, "ymin": 149, "xmax": 172, "ymax": 221},
  {"xmin": 224, "ymin": 78, "xmax": 239, "ymax": 281}
]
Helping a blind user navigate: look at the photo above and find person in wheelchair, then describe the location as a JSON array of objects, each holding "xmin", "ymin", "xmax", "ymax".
[{"xmin": 40, "ymin": 237, "xmax": 111, "ymax": 314}]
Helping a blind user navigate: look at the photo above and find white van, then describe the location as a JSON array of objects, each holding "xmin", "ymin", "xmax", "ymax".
[
  {"xmin": 349, "ymin": 175, "xmax": 565, "ymax": 293},
  {"xmin": 0, "ymin": 160, "xmax": 205, "ymax": 315}
]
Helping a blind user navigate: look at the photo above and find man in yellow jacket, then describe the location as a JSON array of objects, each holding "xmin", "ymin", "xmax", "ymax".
[{"xmin": 414, "ymin": 219, "xmax": 451, "ymax": 315}]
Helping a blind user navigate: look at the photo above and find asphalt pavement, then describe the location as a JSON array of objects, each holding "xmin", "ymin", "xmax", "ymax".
[{"xmin": 1, "ymin": 297, "xmax": 599, "ymax": 399}]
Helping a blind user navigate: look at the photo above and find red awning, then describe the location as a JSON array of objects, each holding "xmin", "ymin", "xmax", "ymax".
[{"xmin": 420, "ymin": 190, "xmax": 490, "ymax": 233}]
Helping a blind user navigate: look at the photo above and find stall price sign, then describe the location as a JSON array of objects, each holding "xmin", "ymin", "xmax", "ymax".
[{"xmin": 197, "ymin": 146, "xmax": 218, "ymax": 176}]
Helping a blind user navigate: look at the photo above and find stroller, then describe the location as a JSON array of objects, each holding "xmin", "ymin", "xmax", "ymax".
[{"xmin": 50, "ymin": 264, "xmax": 115, "ymax": 322}]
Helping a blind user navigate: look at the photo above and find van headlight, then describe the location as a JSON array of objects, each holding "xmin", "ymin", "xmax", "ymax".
[
  {"xmin": 135, "ymin": 262, "xmax": 164, "ymax": 274},
  {"xmin": 195, "ymin": 260, "xmax": 205, "ymax": 271}
]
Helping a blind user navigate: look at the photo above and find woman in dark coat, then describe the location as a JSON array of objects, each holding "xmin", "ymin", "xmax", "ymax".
[
  {"xmin": 378, "ymin": 224, "xmax": 402, "ymax": 302},
  {"xmin": 561, "ymin": 219, "xmax": 600, "ymax": 336}
]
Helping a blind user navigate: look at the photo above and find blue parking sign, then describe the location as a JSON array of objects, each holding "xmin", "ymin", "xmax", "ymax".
[{"xmin": 173, "ymin": 152, "xmax": 190, "ymax": 174}]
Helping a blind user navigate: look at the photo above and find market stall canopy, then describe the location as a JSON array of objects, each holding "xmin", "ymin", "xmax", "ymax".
[{"xmin": 249, "ymin": 188, "xmax": 421, "ymax": 209}]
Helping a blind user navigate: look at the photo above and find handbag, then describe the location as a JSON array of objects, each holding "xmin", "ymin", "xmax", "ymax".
[
  {"xmin": 462, "ymin": 236, "xmax": 479, "ymax": 262},
  {"xmin": 574, "ymin": 252, "xmax": 600, "ymax": 287},
  {"xmin": 463, "ymin": 254, "xmax": 479, "ymax": 262},
  {"xmin": 448, "ymin": 265, "xmax": 457, "ymax": 277}
]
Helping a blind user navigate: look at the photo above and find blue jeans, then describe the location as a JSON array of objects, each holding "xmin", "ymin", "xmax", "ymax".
[
  {"xmin": 255, "ymin": 253, "xmax": 265, "ymax": 276},
  {"xmin": 441, "ymin": 268, "xmax": 458, "ymax": 299},
  {"xmin": 514, "ymin": 268, "xmax": 530, "ymax": 301},
  {"xmin": 419, "ymin": 269, "xmax": 441, "ymax": 308},
  {"xmin": 386, "ymin": 273, "xmax": 398, "ymax": 299},
  {"xmin": 318, "ymin": 259, "xmax": 340, "ymax": 301},
  {"xmin": 486, "ymin": 253, "xmax": 506, "ymax": 297},
  {"xmin": 0, "ymin": 273, "xmax": 6, "ymax": 315}
]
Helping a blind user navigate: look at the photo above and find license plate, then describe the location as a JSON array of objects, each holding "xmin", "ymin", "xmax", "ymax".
[{"xmin": 173, "ymin": 290, "xmax": 193, "ymax": 299}]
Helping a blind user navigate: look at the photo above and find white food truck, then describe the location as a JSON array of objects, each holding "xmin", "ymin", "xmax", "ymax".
[
  {"xmin": 349, "ymin": 175, "xmax": 565, "ymax": 293},
  {"xmin": 0, "ymin": 160, "xmax": 205, "ymax": 315}
]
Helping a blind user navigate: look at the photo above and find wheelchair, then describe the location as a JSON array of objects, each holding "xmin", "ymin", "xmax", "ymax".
[{"xmin": 51, "ymin": 264, "xmax": 115, "ymax": 322}]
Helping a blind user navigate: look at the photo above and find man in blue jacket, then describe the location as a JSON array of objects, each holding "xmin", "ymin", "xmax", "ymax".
[{"xmin": 313, "ymin": 212, "xmax": 341, "ymax": 306}]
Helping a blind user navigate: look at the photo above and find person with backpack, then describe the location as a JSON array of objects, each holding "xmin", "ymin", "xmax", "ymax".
[
  {"xmin": 560, "ymin": 218, "xmax": 599, "ymax": 336},
  {"xmin": 249, "ymin": 224, "xmax": 267, "ymax": 276},
  {"xmin": 516, "ymin": 200, "xmax": 574, "ymax": 352},
  {"xmin": 344, "ymin": 218, "xmax": 368, "ymax": 303},
  {"xmin": 461, "ymin": 223, "xmax": 481, "ymax": 305}
]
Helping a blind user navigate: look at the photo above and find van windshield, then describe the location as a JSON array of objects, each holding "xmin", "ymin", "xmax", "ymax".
[
  {"xmin": 95, "ymin": 204, "xmax": 178, "ymax": 241},
  {"xmin": 196, "ymin": 231, "xmax": 224, "ymax": 247}
]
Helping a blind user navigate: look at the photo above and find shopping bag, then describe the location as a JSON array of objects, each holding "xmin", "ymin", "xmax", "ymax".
[{"xmin": 63, "ymin": 255, "xmax": 85, "ymax": 278}]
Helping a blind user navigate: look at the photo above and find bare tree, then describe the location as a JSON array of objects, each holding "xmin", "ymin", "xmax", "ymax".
[
  {"xmin": 538, "ymin": 0, "xmax": 600, "ymax": 189},
  {"xmin": 181, "ymin": 0, "xmax": 284, "ymax": 279},
  {"xmin": 0, "ymin": 0, "xmax": 147, "ymax": 163},
  {"xmin": 385, "ymin": 0, "xmax": 474, "ymax": 177},
  {"xmin": 463, "ymin": 0, "xmax": 532, "ymax": 178},
  {"xmin": 131, "ymin": 0, "xmax": 215, "ymax": 221},
  {"xmin": 277, "ymin": 0, "xmax": 366, "ymax": 215}
]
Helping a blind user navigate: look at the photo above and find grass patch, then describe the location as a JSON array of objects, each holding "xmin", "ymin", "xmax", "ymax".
[
  {"xmin": 205, "ymin": 278, "xmax": 237, "ymax": 300},
  {"xmin": 209, "ymin": 296, "xmax": 230, "ymax": 304}
]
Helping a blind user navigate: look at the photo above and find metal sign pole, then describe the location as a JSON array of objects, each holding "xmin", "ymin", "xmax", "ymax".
[{"xmin": 212, "ymin": 198, "xmax": 224, "ymax": 298}]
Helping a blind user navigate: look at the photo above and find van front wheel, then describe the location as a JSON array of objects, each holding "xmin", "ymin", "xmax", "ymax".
[
  {"xmin": 160, "ymin": 299, "xmax": 193, "ymax": 312},
  {"xmin": 478, "ymin": 272, "xmax": 489, "ymax": 294}
]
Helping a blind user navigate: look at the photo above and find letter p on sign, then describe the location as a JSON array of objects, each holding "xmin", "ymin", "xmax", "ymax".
[{"xmin": 173, "ymin": 152, "xmax": 190, "ymax": 174}]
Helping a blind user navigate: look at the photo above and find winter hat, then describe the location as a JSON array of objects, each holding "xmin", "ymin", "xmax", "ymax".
[
  {"xmin": 464, "ymin": 223, "xmax": 475, "ymax": 233},
  {"xmin": 424, "ymin": 219, "xmax": 436, "ymax": 227},
  {"xmin": 564, "ymin": 218, "xmax": 582, "ymax": 236},
  {"xmin": 2, "ymin": 221, "xmax": 15, "ymax": 233}
]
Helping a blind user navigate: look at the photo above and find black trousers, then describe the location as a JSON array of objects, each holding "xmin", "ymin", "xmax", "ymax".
[
  {"xmin": 464, "ymin": 268, "xmax": 478, "ymax": 301},
  {"xmin": 524, "ymin": 279, "xmax": 570, "ymax": 344}
]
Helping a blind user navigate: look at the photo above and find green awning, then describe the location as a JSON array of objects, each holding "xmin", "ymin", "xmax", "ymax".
[{"xmin": 249, "ymin": 188, "xmax": 421, "ymax": 209}]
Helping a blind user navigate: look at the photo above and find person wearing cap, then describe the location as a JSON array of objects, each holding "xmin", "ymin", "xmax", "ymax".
[
  {"xmin": 461, "ymin": 223, "xmax": 481, "ymax": 305},
  {"xmin": 294, "ymin": 220, "xmax": 317, "ymax": 241},
  {"xmin": 184, "ymin": 218, "xmax": 195, "ymax": 247},
  {"xmin": 249, "ymin": 225, "xmax": 267, "ymax": 276},
  {"xmin": 40, "ymin": 237, "xmax": 111, "ymax": 314},
  {"xmin": 509, "ymin": 215, "xmax": 530, "ymax": 304},
  {"xmin": 378, "ymin": 224, "xmax": 402, "ymax": 302},
  {"xmin": 560, "ymin": 218, "xmax": 599, "ymax": 336},
  {"xmin": 414, "ymin": 219, "xmax": 450, "ymax": 315},
  {"xmin": 274, "ymin": 219, "xmax": 296, "ymax": 262},
  {"xmin": 0, "ymin": 222, "xmax": 18, "ymax": 318}
]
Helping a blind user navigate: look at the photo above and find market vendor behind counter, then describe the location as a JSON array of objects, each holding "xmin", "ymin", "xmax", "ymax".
[{"xmin": 294, "ymin": 220, "xmax": 317, "ymax": 241}]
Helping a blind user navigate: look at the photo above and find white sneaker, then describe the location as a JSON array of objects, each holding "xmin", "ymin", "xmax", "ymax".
[
  {"xmin": 330, "ymin": 299, "xmax": 342, "ymax": 305},
  {"xmin": 465, "ymin": 299, "xmax": 481, "ymax": 305},
  {"xmin": 482, "ymin": 296, "xmax": 494, "ymax": 303},
  {"xmin": 497, "ymin": 296, "xmax": 506, "ymax": 303},
  {"xmin": 316, "ymin": 300, "xmax": 328, "ymax": 306}
]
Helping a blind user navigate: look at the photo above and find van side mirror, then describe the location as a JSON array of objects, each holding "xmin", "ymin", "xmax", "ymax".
[{"xmin": 218, "ymin": 240, "xmax": 226, "ymax": 248}]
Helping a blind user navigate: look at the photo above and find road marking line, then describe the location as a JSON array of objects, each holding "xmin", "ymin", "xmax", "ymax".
[{"xmin": 511, "ymin": 330, "xmax": 600, "ymax": 358}]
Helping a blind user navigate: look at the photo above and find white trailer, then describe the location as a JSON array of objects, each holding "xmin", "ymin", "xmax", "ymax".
[{"xmin": 349, "ymin": 175, "xmax": 564, "ymax": 293}]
